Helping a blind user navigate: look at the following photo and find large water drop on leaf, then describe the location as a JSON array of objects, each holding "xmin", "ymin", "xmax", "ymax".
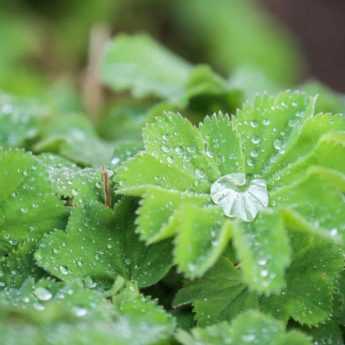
[{"xmin": 210, "ymin": 173, "xmax": 269, "ymax": 222}]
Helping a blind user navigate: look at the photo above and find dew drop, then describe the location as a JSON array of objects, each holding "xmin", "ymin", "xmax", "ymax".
[
  {"xmin": 251, "ymin": 136, "xmax": 261, "ymax": 145},
  {"xmin": 262, "ymin": 119, "xmax": 270, "ymax": 127},
  {"xmin": 34, "ymin": 287, "xmax": 52, "ymax": 301},
  {"xmin": 210, "ymin": 173, "xmax": 269, "ymax": 222},
  {"xmin": 73, "ymin": 306, "xmax": 88, "ymax": 317},
  {"xmin": 111, "ymin": 157, "xmax": 120, "ymax": 166},
  {"xmin": 59, "ymin": 265, "xmax": 69, "ymax": 275}
]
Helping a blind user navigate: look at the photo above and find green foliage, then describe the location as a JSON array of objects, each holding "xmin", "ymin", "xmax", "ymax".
[
  {"xmin": 0, "ymin": 278, "xmax": 175, "ymax": 345},
  {"xmin": 36, "ymin": 198, "xmax": 173, "ymax": 288},
  {"xmin": 1, "ymin": 5, "xmax": 345, "ymax": 343},
  {"xmin": 175, "ymin": 0, "xmax": 302, "ymax": 84},
  {"xmin": 102, "ymin": 35, "xmax": 243, "ymax": 115},
  {"xmin": 176, "ymin": 310, "xmax": 311, "ymax": 345},
  {"xmin": 116, "ymin": 91, "xmax": 345, "ymax": 304},
  {"xmin": 0, "ymin": 150, "xmax": 67, "ymax": 287}
]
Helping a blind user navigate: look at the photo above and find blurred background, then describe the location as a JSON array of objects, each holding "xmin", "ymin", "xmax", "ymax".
[{"xmin": 1, "ymin": 0, "xmax": 344, "ymax": 110}]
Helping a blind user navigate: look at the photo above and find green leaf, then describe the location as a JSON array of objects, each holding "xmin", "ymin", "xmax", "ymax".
[
  {"xmin": 199, "ymin": 112, "xmax": 244, "ymax": 175},
  {"xmin": 136, "ymin": 188, "xmax": 208, "ymax": 243},
  {"xmin": 0, "ymin": 94, "xmax": 46, "ymax": 148},
  {"xmin": 303, "ymin": 81, "xmax": 345, "ymax": 114},
  {"xmin": 0, "ymin": 150, "xmax": 66, "ymax": 286},
  {"xmin": 262, "ymin": 221, "xmax": 343, "ymax": 326},
  {"xmin": 37, "ymin": 153, "xmax": 105, "ymax": 207},
  {"xmin": 174, "ymin": 204, "xmax": 232, "ymax": 279},
  {"xmin": 176, "ymin": 0, "xmax": 302, "ymax": 84},
  {"xmin": 0, "ymin": 278, "xmax": 174, "ymax": 345},
  {"xmin": 272, "ymin": 167, "xmax": 345, "ymax": 242},
  {"xmin": 267, "ymin": 113, "xmax": 345, "ymax": 183},
  {"xmin": 333, "ymin": 271, "xmax": 345, "ymax": 325},
  {"xmin": 185, "ymin": 65, "xmax": 241, "ymax": 114},
  {"xmin": 34, "ymin": 113, "xmax": 114, "ymax": 167},
  {"xmin": 102, "ymin": 34, "xmax": 192, "ymax": 102},
  {"xmin": 235, "ymin": 90, "xmax": 316, "ymax": 176},
  {"xmin": 113, "ymin": 284, "xmax": 175, "ymax": 335},
  {"xmin": 176, "ymin": 310, "xmax": 311, "ymax": 345},
  {"xmin": 174, "ymin": 249, "xmax": 258, "ymax": 326},
  {"xmin": 143, "ymin": 112, "xmax": 219, "ymax": 191},
  {"xmin": 302, "ymin": 321, "xmax": 344, "ymax": 345},
  {"xmin": 36, "ymin": 198, "xmax": 172, "ymax": 288},
  {"xmin": 0, "ymin": 278, "xmax": 112, "ymax": 322},
  {"xmin": 228, "ymin": 67, "xmax": 280, "ymax": 100},
  {"xmin": 232, "ymin": 211, "xmax": 290, "ymax": 294},
  {"xmin": 116, "ymin": 152, "xmax": 198, "ymax": 195},
  {"xmin": 273, "ymin": 131, "xmax": 345, "ymax": 188}
]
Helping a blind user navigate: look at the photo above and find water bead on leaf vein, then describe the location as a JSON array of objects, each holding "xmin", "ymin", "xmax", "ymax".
[{"xmin": 210, "ymin": 173, "xmax": 269, "ymax": 222}]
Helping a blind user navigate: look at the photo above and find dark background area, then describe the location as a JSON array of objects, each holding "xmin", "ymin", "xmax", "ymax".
[
  {"xmin": 2, "ymin": 0, "xmax": 345, "ymax": 93},
  {"xmin": 263, "ymin": 0, "xmax": 345, "ymax": 91}
]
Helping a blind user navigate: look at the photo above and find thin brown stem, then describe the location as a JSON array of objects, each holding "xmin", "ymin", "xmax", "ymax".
[{"xmin": 101, "ymin": 166, "xmax": 112, "ymax": 208}]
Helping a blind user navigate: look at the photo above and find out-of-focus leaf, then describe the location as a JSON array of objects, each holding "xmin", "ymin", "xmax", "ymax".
[
  {"xmin": 102, "ymin": 34, "xmax": 192, "ymax": 102},
  {"xmin": 36, "ymin": 198, "xmax": 172, "ymax": 288}
]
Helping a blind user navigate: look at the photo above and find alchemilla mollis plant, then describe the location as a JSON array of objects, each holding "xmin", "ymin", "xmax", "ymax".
[{"xmin": 1, "ymin": 28, "xmax": 345, "ymax": 345}]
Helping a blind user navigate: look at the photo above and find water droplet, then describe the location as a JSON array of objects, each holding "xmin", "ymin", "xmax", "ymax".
[
  {"xmin": 251, "ymin": 136, "xmax": 261, "ymax": 145},
  {"xmin": 34, "ymin": 287, "xmax": 52, "ymax": 301},
  {"xmin": 210, "ymin": 173, "xmax": 269, "ymax": 222},
  {"xmin": 59, "ymin": 265, "xmax": 69, "ymax": 275},
  {"xmin": 273, "ymin": 139, "xmax": 284, "ymax": 152},
  {"xmin": 260, "ymin": 269, "xmax": 269, "ymax": 277},
  {"xmin": 250, "ymin": 150, "xmax": 258, "ymax": 158},
  {"xmin": 329, "ymin": 228, "xmax": 339, "ymax": 237},
  {"xmin": 73, "ymin": 306, "xmax": 88, "ymax": 317},
  {"xmin": 111, "ymin": 157, "xmax": 120, "ymax": 166},
  {"xmin": 262, "ymin": 119, "xmax": 270, "ymax": 127},
  {"xmin": 161, "ymin": 146, "xmax": 169, "ymax": 153}
]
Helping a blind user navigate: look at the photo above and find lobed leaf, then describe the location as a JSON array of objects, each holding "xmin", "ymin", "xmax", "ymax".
[
  {"xmin": 143, "ymin": 112, "xmax": 219, "ymax": 191},
  {"xmin": 232, "ymin": 211, "xmax": 290, "ymax": 294},
  {"xmin": 136, "ymin": 188, "xmax": 208, "ymax": 243},
  {"xmin": 177, "ymin": 310, "xmax": 311, "ymax": 345},
  {"xmin": 199, "ymin": 112, "xmax": 244, "ymax": 175},
  {"xmin": 102, "ymin": 34, "xmax": 192, "ymax": 102},
  {"xmin": 235, "ymin": 91, "xmax": 316, "ymax": 176},
  {"xmin": 174, "ymin": 204, "xmax": 232, "ymax": 279},
  {"xmin": 174, "ymin": 249, "xmax": 258, "ymax": 326}
]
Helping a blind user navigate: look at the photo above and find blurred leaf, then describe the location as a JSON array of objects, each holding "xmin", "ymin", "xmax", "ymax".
[
  {"xmin": 36, "ymin": 198, "xmax": 173, "ymax": 288},
  {"xmin": 102, "ymin": 34, "xmax": 192, "ymax": 102},
  {"xmin": 175, "ymin": 0, "xmax": 302, "ymax": 84}
]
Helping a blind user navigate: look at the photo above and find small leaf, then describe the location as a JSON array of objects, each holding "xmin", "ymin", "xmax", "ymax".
[
  {"xmin": 273, "ymin": 131, "xmax": 345, "ymax": 188},
  {"xmin": 102, "ymin": 34, "xmax": 192, "ymax": 102},
  {"xmin": 174, "ymin": 204, "xmax": 232, "ymax": 279},
  {"xmin": 136, "ymin": 188, "xmax": 208, "ymax": 243},
  {"xmin": 115, "ymin": 152, "xmax": 197, "ymax": 195},
  {"xmin": 34, "ymin": 113, "xmax": 114, "ymax": 167},
  {"xmin": 262, "ymin": 223, "xmax": 343, "ymax": 325},
  {"xmin": 174, "ymin": 249, "xmax": 258, "ymax": 326},
  {"xmin": 0, "ymin": 150, "xmax": 66, "ymax": 287},
  {"xmin": 177, "ymin": 310, "xmax": 311, "ymax": 345},
  {"xmin": 272, "ymin": 167, "xmax": 345, "ymax": 242},
  {"xmin": 302, "ymin": 321, "xmax": 344, "ymax": 345},
  {"xmin": 38, "ymin": 153, "xmax": 105, "ymax": 207},
  {"xmin": 232, "ymin": 210, "xmax": 290, "ymax": 294},
  {"xmin": 0, "ymin": 94, "xmax": 46, "ymax": 148},
  {"xmin": 113, "ymin": 284, "xmax": 175, "ymax": 335},
  {"xmin": 267, "ymin": 113, "xmax": 345, "ymax": 183},
  {"xmin": 235, "ymin": 91, "xmax": 315, "ymax": 175},
  {"xmin": 36, "ymin": 198, "xmax": 172, "ymax": 288},
  {"xmin": 199, "ymin": 112, "xmax": 244, "ymax": 175},
  {"xmin": 303, "ymin": 81, "xmax": 345, "ymax": 114},
  {"xmin": 143, "ymin": 112, "xmax": 219, "ymax": 191}
]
